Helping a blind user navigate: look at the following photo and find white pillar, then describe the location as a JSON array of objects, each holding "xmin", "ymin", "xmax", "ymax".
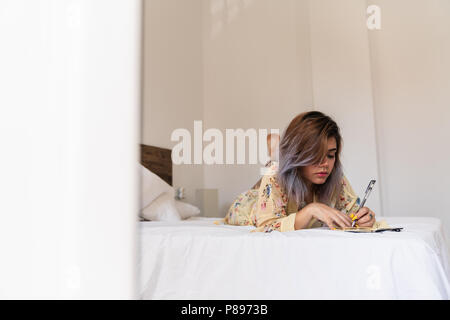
[{"xmin": 0, "ymin": 0, "xmax": 142, "ymax": 299}]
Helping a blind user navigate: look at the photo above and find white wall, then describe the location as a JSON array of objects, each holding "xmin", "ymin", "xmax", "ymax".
[
  {"xmin": 308, "ymin": 0, "xmax": 381, "ymax": 215},
  {"xmin": 142, "ymin": 0, "xmax": 204, "ymax": 209},
  {"xmin": 202, "ymin": 0, "xmax": 314, "ymax": 216},
  {"xmin": 368, "ymin": 0, "xmax": 450, "ymax": 238},
  {"xmin": 0, "ymin": 0, "xmax": 141, "ymax": 299}
]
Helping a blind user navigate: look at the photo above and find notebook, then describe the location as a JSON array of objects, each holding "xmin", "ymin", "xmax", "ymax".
[{"xmin": 339, "ymin": 220, "xmax": 403, "ymax": 233}]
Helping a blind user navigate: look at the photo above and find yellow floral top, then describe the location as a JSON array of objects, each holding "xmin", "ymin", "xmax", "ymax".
[{"xmin": 224, "ymin": 162, "xmax": 361, "ymax": 233}]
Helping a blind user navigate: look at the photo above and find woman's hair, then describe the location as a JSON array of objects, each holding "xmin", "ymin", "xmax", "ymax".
[{"xmin": 277, "ymin": 111, "xmax": 343, "ymax": 208}]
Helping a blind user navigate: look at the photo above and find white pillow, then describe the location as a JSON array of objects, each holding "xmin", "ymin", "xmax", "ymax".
[
  {"xmin": 175, "ymin": 200, "xmax": 201, "ymax": 219},
  {"xmin": 140, "ymin": 191, "xmax": 181, "ymax": 222},
  {"xmin": 140, "ymin": 164, "xmax": 173, "ymax": 209}
]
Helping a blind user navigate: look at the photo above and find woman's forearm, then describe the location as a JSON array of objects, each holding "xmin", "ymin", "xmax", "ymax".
[{"xmin": 294, "ymin": 207, "xmax": 313, "ymax": 230}]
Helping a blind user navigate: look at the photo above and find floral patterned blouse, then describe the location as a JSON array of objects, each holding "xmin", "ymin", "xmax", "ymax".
[{"xmin": 224, "ymin": 161, "xmax": 361, "ymax": 233}]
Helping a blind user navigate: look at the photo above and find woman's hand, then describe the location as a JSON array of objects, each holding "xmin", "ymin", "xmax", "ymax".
[
  {"xmin": 352, "ymin": 207, "xmax": 376, "ymax": 227},
  {"xmin": 304, "ymin": 203, "xmax": 353, "ymax": 229}
]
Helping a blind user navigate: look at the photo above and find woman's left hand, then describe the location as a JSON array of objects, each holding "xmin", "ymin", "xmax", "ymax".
[{"xmin": 353, "ymin": 207, "xmax": 376, "ymax": 227}]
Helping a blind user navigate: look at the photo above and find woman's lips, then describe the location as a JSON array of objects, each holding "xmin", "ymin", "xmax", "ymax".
[{"xmin": 316, "ymin": 172, "xmax": 328, "ymax": 177}]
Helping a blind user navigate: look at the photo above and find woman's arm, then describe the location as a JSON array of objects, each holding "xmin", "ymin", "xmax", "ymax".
[
  {"xmin": 252, "ymin": 167, "xmax": 296, "ymax": 232},
  {"xmin": 294, "ymin": 207, "xmax": 313, "ymax": 229}
]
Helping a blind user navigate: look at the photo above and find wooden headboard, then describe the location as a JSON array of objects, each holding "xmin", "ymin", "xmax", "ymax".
[{"xmin": 140, "ymin": 144, "xmax": 172, "ymax": 186}]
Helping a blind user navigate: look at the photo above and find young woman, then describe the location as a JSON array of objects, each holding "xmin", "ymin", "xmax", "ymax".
[{"xmin": 224, "ymin": 111, "xmax": 376, "ymax": 232}]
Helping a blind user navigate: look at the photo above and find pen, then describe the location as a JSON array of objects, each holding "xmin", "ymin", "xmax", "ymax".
[{"xmin": 351, "ymin": 180, "xmax": 376, "ymax": 227}]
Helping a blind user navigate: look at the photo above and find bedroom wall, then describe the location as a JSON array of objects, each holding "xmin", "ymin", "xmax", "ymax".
[
  {"xmin": 202, "ymin": 0, "xmax": 314, "ymax": 216},
  {"xmin": 367, "ymin": 0, "xmax": 450, "ymax": 238},
  {"xmin": 141, "ymin": 0, "xmax": 204, "ymax": 209},
  {"xmin": 308, "ymin": 0, "xmax": 381, "ymax": 215}
]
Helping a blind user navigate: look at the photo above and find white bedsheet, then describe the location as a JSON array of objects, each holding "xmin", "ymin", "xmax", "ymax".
[{"xmin": 138, "ymin": 217, "xmax": 450, "ymax": 299}]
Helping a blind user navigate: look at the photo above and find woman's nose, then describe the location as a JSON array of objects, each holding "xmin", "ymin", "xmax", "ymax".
[{"xmin": 318, "ymin": 158, "xmax": 328, "ymax": 168}]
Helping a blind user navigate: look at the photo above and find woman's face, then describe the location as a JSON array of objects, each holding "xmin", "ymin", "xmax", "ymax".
[{"xmin": 301, "ymin": 137, "xmax": 337, "ymax": 186}]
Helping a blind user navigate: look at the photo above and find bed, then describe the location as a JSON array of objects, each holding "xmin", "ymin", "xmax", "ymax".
[{"xmin": 138, "ymin": 145, "xmax": 450, "ymax": 300}]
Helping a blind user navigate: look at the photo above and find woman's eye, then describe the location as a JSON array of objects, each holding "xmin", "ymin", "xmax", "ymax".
[{"xmin": 327, "ymin": 154, "xmax": 335, "ymax": 159}]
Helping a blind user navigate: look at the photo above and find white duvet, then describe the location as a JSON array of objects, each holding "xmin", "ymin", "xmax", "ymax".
[{"xmin": 138, "ymin": 217, "xmax": 450, "ymax": 299}]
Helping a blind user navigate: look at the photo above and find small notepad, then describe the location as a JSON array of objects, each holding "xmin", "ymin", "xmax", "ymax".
[{"xmin": 339, "ymin": 220, "xmax": 403, "ymax": 233}]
